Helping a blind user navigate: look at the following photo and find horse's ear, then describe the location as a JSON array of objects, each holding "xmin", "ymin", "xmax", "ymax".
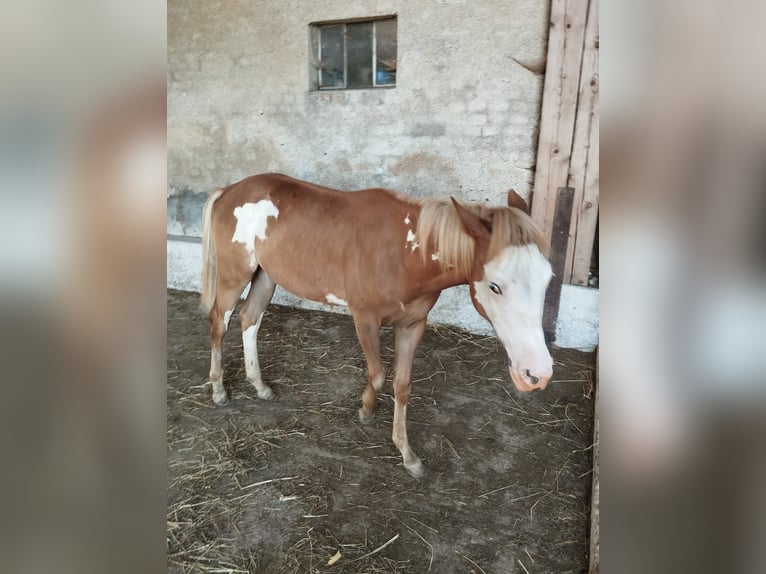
[
  {"xmin": 507, "ymin": 189, "xmax": 529, "ymax": 213},
  {"xmin": 450, "ymin": 197, "xmax": 492, "ymax": 242}
]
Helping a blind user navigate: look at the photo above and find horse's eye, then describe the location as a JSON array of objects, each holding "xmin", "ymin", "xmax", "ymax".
[{"xmin": 489, "ymin": 282, "xmax": 502, "ymax": 295}]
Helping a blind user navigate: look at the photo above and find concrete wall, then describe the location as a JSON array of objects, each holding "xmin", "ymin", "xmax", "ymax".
[{"xmin": 168, "ymin": 0, "xmax": 549, "ymax": 236}]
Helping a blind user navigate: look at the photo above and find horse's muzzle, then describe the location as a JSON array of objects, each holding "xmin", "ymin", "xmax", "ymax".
[{"xmin": 508, "ymin": 364, "xmax": 550, "ymax": 392}]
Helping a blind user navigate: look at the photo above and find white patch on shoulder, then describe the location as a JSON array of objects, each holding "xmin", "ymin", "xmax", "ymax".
[
  {"xmin": 404, "ymin": 213, "xmax": 411, "ymax": 225},
  {"xmin": 405, "ymin": 229, "xmax": 420, "ymax": 252},
  {"xmin": 431, "ymin": 252, "xmax": 440, "ymax": 261},
  {"xmin": 326, "ymin": 293, "xmax": 348, "ymax": 306},
  {"xmin": 232, "ymin": 200, "xmax": 279, "ymax": 253}
]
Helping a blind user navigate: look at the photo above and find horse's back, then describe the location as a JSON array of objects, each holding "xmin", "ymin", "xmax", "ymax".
[
  {"xmin": 212, "ymin": 174, "xmax": 415, "ymax": 307},
  {"xmin": 216, "ymin": 173, "xmax": 415, "ymax": 231}
]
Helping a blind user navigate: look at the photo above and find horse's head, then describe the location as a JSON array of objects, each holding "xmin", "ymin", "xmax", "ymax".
[{"xmin": 451, "ymin": 192, "xmax": 553, "ymax": 392}]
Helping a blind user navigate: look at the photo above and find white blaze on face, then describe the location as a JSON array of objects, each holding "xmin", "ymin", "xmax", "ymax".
[
  {"xmin": 326, "ymin": 293, "xmax": 348, "ymax": 306},
  {"xmin": 232, "ymin": 200, "xmax": 279, "ymax": 256},
  {"xmin": 473, "ymin": 244, "xmax": 553, "ymax": 385}
]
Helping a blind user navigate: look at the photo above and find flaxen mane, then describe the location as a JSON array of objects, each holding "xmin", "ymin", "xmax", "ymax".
[{"xmin": 417, "ymin": 199, "xmax": 549, "ymax": 276}]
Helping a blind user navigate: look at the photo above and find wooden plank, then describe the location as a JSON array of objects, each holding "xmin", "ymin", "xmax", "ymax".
[
  {"xmin": 531, "ymin": 0, "xmax": 590, "ymax": 242},
  {"xmin": 567, "ymin": 0, "xmax": 599, "ymax": 285},
  {"xmin": 571, "ymin": 106, "xmax": 599, "ymax": 285},
  {"xmin": 542, "ymin": 187, "xmax": 575, "ymax": 342}
]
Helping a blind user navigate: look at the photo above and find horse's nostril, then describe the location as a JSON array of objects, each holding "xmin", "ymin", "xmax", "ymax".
[{"xmin": 525, "ymin": 369, "xmax": 539, "ymax": 385}]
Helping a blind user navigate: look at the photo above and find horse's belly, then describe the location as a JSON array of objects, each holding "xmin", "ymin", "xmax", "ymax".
[{"xmin": 255, "ymin": 246, "xmax": 350, "ymax": 307}]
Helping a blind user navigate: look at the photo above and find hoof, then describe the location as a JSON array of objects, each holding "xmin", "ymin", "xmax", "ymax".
[
  {"xmin": 212, "ymin": 392, "xmax": 229, "ymax": 405},
  {"xmin": 358, "ymin": 407, "xmax": 375, "ymax": 425},
  {"xmin": 404, "ymin": 459, "xmax": 425, "ymax": 479},
  {"xmin": 256, "ymin": 386, "xmax": 274, "ymax": 400}
]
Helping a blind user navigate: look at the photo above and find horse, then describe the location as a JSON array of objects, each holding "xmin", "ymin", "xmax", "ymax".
[{"xmin": 200, "ymin": 173, "xmax": 553, "ymax": 477}]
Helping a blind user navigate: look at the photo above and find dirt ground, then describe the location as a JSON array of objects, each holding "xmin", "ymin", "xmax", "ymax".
[{"xmin": 167, "ymin": 289, "xmax": 596, "ymax": 573}]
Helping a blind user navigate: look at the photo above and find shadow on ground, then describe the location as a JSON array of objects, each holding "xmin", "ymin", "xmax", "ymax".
[{"xmin": 167, "ymin": 289, "xmax": 595, "ymax": 573}]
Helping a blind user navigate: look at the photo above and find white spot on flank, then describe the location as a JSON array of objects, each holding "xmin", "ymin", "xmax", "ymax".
[
  {"xmin": 404, "ymin": 213, "xmax": 411, "ymax": 225},
  {"xmin": 232, "ymin": 200, "xmax": 279, "ymax": 253},
  {"xmin": 326, "ymin": 293, "xmax": 348, "ymax": 306},
  {"xmin": 405, "ymin": 229, "xmax": 420, "ymax": 252}
]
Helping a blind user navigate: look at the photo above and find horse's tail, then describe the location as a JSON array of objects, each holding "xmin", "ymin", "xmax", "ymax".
[{"xmin": 200, "ymin": 188, "xmax": 224, "ymax": 313}]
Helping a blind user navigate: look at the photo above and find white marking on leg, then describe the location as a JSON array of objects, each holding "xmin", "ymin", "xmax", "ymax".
[
  {"xmin": 243, "ymin": 312, "xmax": 272, "ymax": 398},
  {"xmin": 326, "ymin": 293, "xmax": 348, "ymax": 306},
  {"xmin": 372, "ymin": 372, "xmax": 385, "ymax": 391},
  {"xmin": 393, "ymin": 402, "xmax": 423, "ymax": 476},
  {"xmin": 243, "ymin": 318, "xmax": 261, "ymax": 381},
  {"xmin": 223, "ymin": 310, "xmax": 233, "ymax": 330},
  {"xmin": 210, "ymin": 347, "xmax": 227, "ymax": 404},
  {"xmin": 232, "ymin": 200, "xmax": 279, "ymax": 253}
]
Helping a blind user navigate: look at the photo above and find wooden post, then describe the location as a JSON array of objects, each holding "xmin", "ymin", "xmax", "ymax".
[
  {"xmin": 531, "ymin": 0, "xmax": 589, "ymax": 242},
  {"xmin": 567, "ymin": 0, "xmax": 599, "ymax": 285},
  {"xmin": 543, "ymin": 187, "xmax": 575, "ymax": 343}
]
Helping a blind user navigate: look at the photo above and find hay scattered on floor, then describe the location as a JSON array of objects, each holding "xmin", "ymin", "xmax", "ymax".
[{"xmin": 167, "ymin": 291, "xmax": 596, "ymax": 573}]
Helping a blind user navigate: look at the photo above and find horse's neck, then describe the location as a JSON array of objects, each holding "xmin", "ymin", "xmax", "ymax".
[
  {"xmin": 415, "ymin": 251, "xmax": 473, "ymax": 294},
  {"xmin": 435, "ymin": 265, "xmax": 472, "ymax": 292},
  {"xmin": 407, "ymin": 201, "xmax": 475, "ymax": 293}
]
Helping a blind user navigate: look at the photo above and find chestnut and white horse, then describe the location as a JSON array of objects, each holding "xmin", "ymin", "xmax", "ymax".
[{"xmin": 200, "ymin": 173, "xmax": 553, "ymax": 477}]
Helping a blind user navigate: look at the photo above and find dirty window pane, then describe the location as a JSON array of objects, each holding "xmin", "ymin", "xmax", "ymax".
[
  {"xmin": 346, "ymin": 22, "xmax": 373, "ymax": 88},
  {"xmin": 319, "ymin": 25, "xmax": 344, "ymax": 88},
  {"xmin": 375, "ymin": 19, "xmax": 397, "ymax": 86},
  {"xmin": 312, "ymin": 17, "xmax": 396, "ymax": 90}
]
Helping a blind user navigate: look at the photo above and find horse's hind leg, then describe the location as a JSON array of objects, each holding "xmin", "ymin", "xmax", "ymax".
[
  {"xmin": 239, "ymin": 269, "xmax": 277, "ymax": 399},
  {"xmin": 208, "ymin": 280, "xmax": 246, "ymax": 405},
  {"xmin": 352, "ymin": 312, "xmax": 385, "ymax": 424}
]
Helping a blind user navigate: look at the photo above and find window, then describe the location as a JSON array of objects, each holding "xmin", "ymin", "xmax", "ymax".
[{"xmin": 310, "ymin": 17, "xmax": 397, "ymax": 90}]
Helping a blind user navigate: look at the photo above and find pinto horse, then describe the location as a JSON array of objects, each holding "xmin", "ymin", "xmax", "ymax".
[{"xmin": 200, "ymin": 173, "xmax": 553, "ymax": 477}]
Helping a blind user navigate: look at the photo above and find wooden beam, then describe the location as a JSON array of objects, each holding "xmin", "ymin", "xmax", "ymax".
[
  {"xmin": 542, "ymin": 187, "xmax": 575, "ymax": 342},
  {"xmin": 532, "ymin": 0, "xmax": 590, "ymax": 243},
  {"xmin": 567, "ymin": 0, "xmax": 599, "ymax": 285}
]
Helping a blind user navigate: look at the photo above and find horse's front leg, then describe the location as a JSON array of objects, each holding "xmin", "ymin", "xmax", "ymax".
[
  {"xmin": 392, "ymin": 318, "xmax": 427, "ymax": 478},
  {"xmin": 352, "ymin": 312, "xmax": 385, "ymax": 424}
]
